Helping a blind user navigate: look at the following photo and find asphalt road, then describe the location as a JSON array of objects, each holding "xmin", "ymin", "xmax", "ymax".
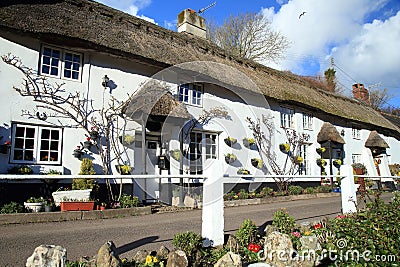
[{"xmin": 0, "ymin": 195, "xmax": 349, "ymax": 266}]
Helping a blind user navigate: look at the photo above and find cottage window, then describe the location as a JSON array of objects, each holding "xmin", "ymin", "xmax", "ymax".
[
  {"xmin": 352, "ymin": 128, "xmax": 360, "ymax": 139},
  {"xmin": 10, "ymin": 123, "xmax": 62, "ymax": 165},
  {"xmin": 302, "ymin": 113, "xmax": 313, "ymax": 130},
  {"xmin": 178, "ymin": 83, "xmax": 203, "ymax": 106},
  {"xmin": 187, "ymin": 131, "xmax": 218, "ymax": 174},
  {"xmin": 40, "ymin": 46, "xmax": 82, "ymax": 81},
  {"xmin": 280, "ymin": 107, "xmax": 294, "ymax": 128},
  {"xmin": 352, "ymin": 154, "xmax": 361, "ymax": 164},
  {"xmin": 299, "ymin": 144, "xmax": 310, "ymax": 175}
]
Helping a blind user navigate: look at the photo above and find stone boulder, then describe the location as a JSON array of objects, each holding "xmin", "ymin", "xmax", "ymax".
[
  {"xmin": 263, "ymin": 225, "xmax": 278, "ymax": 237},
  {"xmin": 95, "ymin": 241, "xmax": 122, "ymax": 267},
  {"xmin": 156, "ymin": 245, "xmax": 170, "ymax": 260},
  {"xmin": 263, "ymin": 231, "xmax": 293, "ymax": 267},
  {"xmin": 26, "ymin": 245, "xmax": 67, "ymax": 267},
  {"xmin": 133, "ymin": 250, "xmax": 148, "ymax": 264},
  {"xmin": 292, "ymin": 235, "xmax": 322, "ymax": 267},
  {"xmin": 214, "ymin": 251, "xmax": 242, "ymax": 267},
  {"xmin": 166, "ymin": 250, "xmax": 188, "ymax": 267},
  {"xmin": 225, "ymin": 235, "xmax": 239, "ymax": 252}
]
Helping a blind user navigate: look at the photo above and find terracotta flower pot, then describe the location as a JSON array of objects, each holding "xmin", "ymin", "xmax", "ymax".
[{"xmin": 60, "ymin": 201, "xmax": 95, "ymax": 211}]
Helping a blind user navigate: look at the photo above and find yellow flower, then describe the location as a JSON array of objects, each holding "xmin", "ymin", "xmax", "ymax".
[
  {"xmin": 304, "ymin": 230, "xmax": 311, "ymax": 236},
  {"xmin": 152, "ymin": 256, "xmax": 159, "ymax": 263},
  {"xmin": 145, "ymin": 255, "xmax": 153, "ymax": 264}
]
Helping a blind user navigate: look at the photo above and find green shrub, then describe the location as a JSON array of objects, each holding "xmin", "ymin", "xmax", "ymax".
[
  {"xmin": 272, "ymin": 209, "xmax": 296, "ymax": 235},
  {"xmin": 316, "ymin": 185, "xmax": 331, "ymax": 193},
  {"xmin": 1, "ymin": 202, "xmax": 24, "ymax": 214},
  {"xmin": 288, "ymin": 185, "xmax": 303, "ymax": 195},
  {"xmin": 119, "ymin": 194, "xmax": 139, "ymax": 208},
  {"xmin": 237, "ymin": 189, "xmax": 249, "ymax": 199},
  {"xmin": 172, "ymin": 231, "xmax": 202, "ymax": 258},
  {"xmin": 73, "ymin": 158, "xmax": 98, "ymax": 191},
  {"xmin": 258, "ymin": 186, "xmax": 274, "ymax": 197},
  {"xmin": 304, "ymin": 187, "xmax": 316, "ymax": 194},
  {"xmin": 7, "ymin": 165, "xmax": 33, "ymax": 174},
  {"xmin": 236, "ymin": 219, "xmax": 259, "ymax": 247}
]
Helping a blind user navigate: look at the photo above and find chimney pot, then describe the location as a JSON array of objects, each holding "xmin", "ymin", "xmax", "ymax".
[{"xmin": 177, "ymin": 9, "xmax": 206, "ymax": 38}]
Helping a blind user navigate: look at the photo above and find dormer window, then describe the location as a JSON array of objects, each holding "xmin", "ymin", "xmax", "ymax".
[
  {"xmin": 178, "ymin": 83, "xmax": 203, "ymax": 106},
  {"xmin": 40, "ymin": 45, "xmax": 82, "ymax": 81}
]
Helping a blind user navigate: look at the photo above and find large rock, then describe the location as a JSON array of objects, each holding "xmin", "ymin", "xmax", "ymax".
[
  {"xmin": 133, "ymin": 250, "xmax": 148, "ymax": 264},
  {"xmin": 225, "ymin": 235, "xmax": 239, "ymax": 252},
  {"xmin": 214, "ymin": 251, "xmax": 242, "ymax": 267},
  {"xmin": 292, "ymin": 235, "xmax": 322, "ymax": 267},
  {"xmin": 299, "ymin": 235, "xmax": 321, "ymax": 252},
  {"xmin": 95, "ymin": 241, "xmax": 122, "ymax": 267},
  {"xmin": 263, "ymin": 231, "xmax": 293, "ymax": 267},
  {"xmin": 26, "ymin": 245, "xmax": 67, "ymax": 267},
  {"xmin": 166, "ymin": 250, "xmax": 188, "ymax": 267},
  {"xmin": 156, "ymin": 245, "xmax": 170, "ymax": 260},
  {"xmin": 263, "ymin": 225, "xmax": 278, "ymax": 237}
]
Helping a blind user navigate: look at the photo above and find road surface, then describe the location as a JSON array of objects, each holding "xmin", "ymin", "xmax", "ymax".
[{"xmin": 0, "ymin": 195, "xmax": 344, "ymax": 266}]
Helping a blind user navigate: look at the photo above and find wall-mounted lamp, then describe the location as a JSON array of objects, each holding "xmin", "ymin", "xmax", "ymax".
[
  {"xmin": 102, "ymin": 75, "xmax": 110, "ymax": 88},
  {"xmin": 341, "ymin": 129, "xmax": 345, "ymax": 136}
]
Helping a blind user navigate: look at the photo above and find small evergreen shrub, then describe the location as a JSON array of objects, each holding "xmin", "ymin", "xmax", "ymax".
[
  {"xmin": 119, "ymin": 194, "xmax": 139, "ymax": 208},
  {"xmin": 72, "ymin": 158, "xmax": 98, "ymax": 191},
  {"xmin": 288, "ymin": 185, "xmax": 303, "ymax": 195},
  {"xmin": 172, "ymin": 231, "xmax": 202, "ymax": 258},
  {"xmin": 272, "ymin": 209, "xmax": 296, "ymax": 235},
  {"xmin": 236, "ymin": 219, "xmax": 259, "ymax": 247}
]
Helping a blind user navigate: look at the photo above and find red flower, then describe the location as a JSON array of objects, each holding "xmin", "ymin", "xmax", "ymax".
[
  {"xmin": 335, "ymin": 214, "xmax": 346, "ymax": 219},
  {"xmin": 247, "ymin": 243, "xmax": 261, "ymax": 253},
  {"xmin": 86, "ymin": 137, "xmax": 91, "ymax": 141},
  {"xmin": 4, "ymin": 141, "xmax": 11, "ymax": 145},
  {"xmin": 313, "ymin": 223, "xmax": 323, "ymax": 229}
]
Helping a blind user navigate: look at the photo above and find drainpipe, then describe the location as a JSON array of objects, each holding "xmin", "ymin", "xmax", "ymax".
[{"xmin": 141, "ymin": 116, "xmax": 147, "ymax": 203}]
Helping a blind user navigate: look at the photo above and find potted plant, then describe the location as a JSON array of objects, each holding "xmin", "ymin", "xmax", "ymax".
[
  {"xmin": 242, "ymin": 137, "xmax": 255, "ymax": 148},
  {"xmin": 52, "ymin": 158, "xmax": 97, "ymax": 207},
  {"xmin": 279, "ymin": 143, "xmax": 290, "ymax": 154},
  {"xmin": 224, "ymin": 136, "xmax": 237, "ymax": 147},
  {"xmin": 352, "ymin": 163, "xmax": 366, "ymax": 175},
  {"xmin": 7, "ymin": 165, "xmax": 33, "ymax": 174},
  {"xmin": 44, "ymin": 198, "xmax": 55, "ymax": 212},
  {"xmin": 24, "ymin": 196, "xmax": 45, "ymax": 212},
  {"xmin": 60, "ymin": 198, "xmax": 95, "ymax": 211},
  {"xmin": 294, "ymin": 155, "xmax": 303, "ymax": 165},
  {"xmin": 316, "ymin": 147, "xmax": 326, "ymax": 154},
  {"xmin": 73, "ymin": 145, "xmax": 84, "ymax": 159},
  {"xmin": 251, "ymin": 158, "xmax": 263, "ymax": 168},
  {"xmin": 224, "ymin": 153, "xmax": 237, "ymax": 164}
]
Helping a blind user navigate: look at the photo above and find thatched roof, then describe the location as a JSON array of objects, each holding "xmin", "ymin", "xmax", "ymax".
[
  {"xmin": 317, "ymin": 122, "xmax": 345, "ymax": 144},
  {"xmin": 125, "ymin": 80, "xmax": 191, "ymax": 119},
  {"xmin": 1, "ymin": 0, "xmax": 399, "ymax": 138},
  {"xmin": 365, "ymin": 131, "xmax": 389, "ymax": 149}
]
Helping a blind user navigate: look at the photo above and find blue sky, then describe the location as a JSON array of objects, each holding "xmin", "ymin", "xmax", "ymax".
[{"xmin": 97, "ymin": 0, "xmax": 400, "ymax": 109}]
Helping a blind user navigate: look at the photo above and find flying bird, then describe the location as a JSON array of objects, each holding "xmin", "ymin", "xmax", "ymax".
[{"xmin": 299, "ymin": 11, "xmax": 306, "ymax": 19}]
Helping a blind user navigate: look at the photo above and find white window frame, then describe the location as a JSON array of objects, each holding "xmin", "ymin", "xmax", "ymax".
[
  {"xmin": 299, "ymin": 144, "xmax": 310, "ymax": 175},
  {"xmin": 302, "ymin": 113, "xmax": 313, "ymax": 130},
  {"xmin": 40, "ymin": 45, "xmax": 83, "ymax": 81},
  {"xmin": 352, "ymin": 154, "xmax": 362, "ymax": 164},
  {"xmin": 178, "ymin": 83, "xmax": 203, "ymax": 106},
  {"xmin": 186, "ymin": 131, "xmax": 218, "ymax": 175},
  {"xmin": 352, "ymin": 128, "xmax": 360, "ymax": 139},
  {"xmin": 280, "ymin": 107, "xmax": 294, "ymax": 129},
  {"xmin": 10, "ymin": 123, "xmax": 62, "ymax": 165}
]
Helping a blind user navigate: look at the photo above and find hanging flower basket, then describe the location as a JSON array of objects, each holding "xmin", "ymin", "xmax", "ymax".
[
  {"xmin": 294, "ymin": 155, "xmax": 303, "ymax": 165},
  {"xmin": 242, "ymin": 137, "xmax": 255, "ymax": 148},
  {"xmin": 251, "ymin": 158, "xmax": 263, "ymax": 168},
  {"xmin": 170, "ymin": 149, "xmax": 181, "ymax": 161},
  {"xmin": 224, "ymin": 137, "xmax": 237, "ymax": 147},
  {"xmin": 279, "ymin": 143, "xmax": 290, "ymax": 154},
  {"xmin": 237, "ymin": 168, "xmax": 250, "ymax": 175},
  {"xmin": 316, "ymin": 158, "xmax": 327, "ymax": 167},
  {"xmin": 225, "ymin": 153, "xmax": 236, "ymax": 164},
  {"xmin": 316, "ymin": 147, "xmax": 326, "ymax": 154},
  {"xmin": 83, "ymin": 139, "xmax": 92, "ymax": 149},
  {"xmin": 73, "ymin": 146, "xmax": 84, "ymax": 159},
  {"xmin": 352, "ymin": 163, "xmax": 366, "ymax": 175},
  {"xmin": 333, "ymin": 159, "xmax": 342, "ymax": 168}
]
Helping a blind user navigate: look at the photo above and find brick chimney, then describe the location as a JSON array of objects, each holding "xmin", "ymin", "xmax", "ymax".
[
  {"xmin": 177, "ymin": 9, "xmax": 206, "ymax": 38},
  {"xmin": 352, "ymin": 83, "xmax": 370, "ymax": 103}
]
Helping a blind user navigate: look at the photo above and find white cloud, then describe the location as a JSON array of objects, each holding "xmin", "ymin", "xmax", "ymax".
[
  {"xmin": 96, "ymin": 0, "xmax": 157, "ymax": 24},
  {"xmin": 262, "ymin": 0, "xmax": 400, "ymax": 104}
]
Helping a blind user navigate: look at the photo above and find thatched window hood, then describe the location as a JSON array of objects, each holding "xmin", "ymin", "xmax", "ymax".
[
  {"xmin": 365, "ymin": 130, "xmax": 389, "ymax": 149},
  {"xmin": 317, "ymin": 122, "xmax": 345, "ymax": 144}
]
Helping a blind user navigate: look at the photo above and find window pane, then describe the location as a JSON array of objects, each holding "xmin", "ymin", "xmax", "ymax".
[
  {"xmin": 40, "ymin": 151, "xmax": 49, "ymax": 161},
  {"xmin": 50, "ymin": 67, "xmax": 58, "ymax": 76},
  {"xmin": 65, "ymin": 53, "xmax": 72, "ymax": 61},
  {"xmin": 50, "ymin": 141, "xmax": 58, "ymax": 150},
  {"xmin": 43, "ymin": 48, "xmax": 51, "ymax": 56},
  {"xmin": 51, "ymin": 130, "xmax": 59, "ymax": 139},
  {"xmin": 14, "ymin": 138, "xmax": 24, "ymax": 149},
  {"xmin": 72, "ymin": 63, "xmax": 80, "ymax": 71},
  {"xmin": 51, "ymin": 58, "xmax": 59, "ymax": 67},
  {"xmin": 52, "ymin": 50, "xmax": 60, "ymax": 58},
  {"xmin": 64, "ymin": 61, "xmax": 72, "ymax": 69},
  {"xmin": 13, "ymin": 150, "xmax": 23, "ymax": 160},
  {"xmin": 24, "ymin": 150, "xmax": 34, "ymax": 161},
  {"xmin": 72, "ymin": 72, "xmax": 79, "ymax": 80},
  {"xmin": 73, "ymin": 55, "xmax": 80, "ymax": 62},
  {"xmin": 41, "ymin": 140, "xmax": 49, "ymax": 150},
  {"xmin": 26, "ymin": 128, "xmax": 35, "ymax": 138},
  {"xmin": 42, "ymin": 56, "xmax": 50, "ymax": 65},
  {"xmin": 25, "ymin": 139, "xmax": 34, "ymax": 149},
  {"xmin": 50, "ymin": 152, "xmax": 58, "ymax": 161},
  {"xmin": 64, "ymin": 70, "xmax": 71, "ymax": 78},
  {"xmin": 15, "ymin": 127, "xmax": 24, "ymax": 137},
  {"xmin": 41, "ymin": 129, "xmax": 50, "ymax": 139}
]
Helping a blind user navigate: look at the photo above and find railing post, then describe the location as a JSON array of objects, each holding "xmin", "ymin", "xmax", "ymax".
[
  {"xmin": 340, "ymin": 165, "xmax": 357, "ymax": 213},
  {"xmin": 202, "ymin": 163, "xmax": 224, "ymax": 246}
]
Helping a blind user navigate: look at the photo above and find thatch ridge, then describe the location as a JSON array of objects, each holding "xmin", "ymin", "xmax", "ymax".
[
  {"xmin": 317, "ymin": 122, "xmax": 345, "ymax": 144},
  {"xmin": 0, "ymin": 0, "xmax": 399, "ymax": 137}
]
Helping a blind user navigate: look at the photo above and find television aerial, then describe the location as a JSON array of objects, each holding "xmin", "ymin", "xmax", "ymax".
[{"xmin": 198, "ymin": 2, "xmax": 216, "ymax": 15}]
